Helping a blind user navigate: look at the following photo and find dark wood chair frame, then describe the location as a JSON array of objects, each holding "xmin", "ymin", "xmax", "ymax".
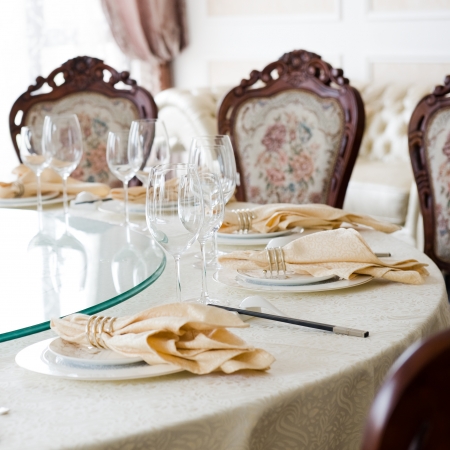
[
  {"xmin": 217, "ymin": 49, "xmax": 365, "ymax": 208},
  {"xmin": 9, "ymin": 55, "xmax": 158, "ymax": 162},
  {"xmin": 408, "ymin": 75, "xmax": 450, "ymax": 273},
  {"xmin": 361, "ymin": 328, "xmax": 450, "ymax": 450}
]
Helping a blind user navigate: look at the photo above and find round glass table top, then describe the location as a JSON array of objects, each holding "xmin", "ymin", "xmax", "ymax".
[{"xmin": 0, "ymin": 209, "xmax": 165, "ymax": 342}]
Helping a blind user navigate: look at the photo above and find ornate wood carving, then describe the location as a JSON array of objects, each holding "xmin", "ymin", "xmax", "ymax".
[
  {"xmin": 361, "ymin": 327, "xmax": 450, "ymax": 449},
  {"xmin": 9, "ymin": 56, "xmax": 157, "ymax": 161},
  {"xmin": 408, "ymin": 75, "xmax": 450, "ymax": 272},
  {"xmin": 217, "ymin": 49, "xmax": 365, "ymax": 208}
]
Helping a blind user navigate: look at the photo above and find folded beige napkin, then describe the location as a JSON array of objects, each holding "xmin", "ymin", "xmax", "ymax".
[
  {"xmin": 111, "ymin": 177, "xmax": 179, "ymax": 204},
  {"xmin": 51, "ymin": 303, "xmax": 275, "ymax": 375},
  {"xmin": 220, "ymin": 203, "xmax": 400, "ymax": 234},
  {"xmin": 219, "ymin": 228, "xmax": 428, "ymax": 285},
  {"xmin": 0, "ymin": 165, "xmax": 110, "ymax": 199}
]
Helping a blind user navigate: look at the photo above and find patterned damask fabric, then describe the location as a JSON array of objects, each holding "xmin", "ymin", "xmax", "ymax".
[
  {"xmin": 233, "ymin": 90, "xmax": 345, "ymax": 204},
  {"xmin": 25, "ymin": 92, "xmax": 140, "ymax": 186},
  {"xmin": 425, "ymin": 107, "xmax": 450, "ymax": 262}
]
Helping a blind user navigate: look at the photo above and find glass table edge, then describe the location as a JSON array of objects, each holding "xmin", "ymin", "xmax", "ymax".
[{"xmin": 0, "ymin": 254, "xmax": 167, "ymax": 343}]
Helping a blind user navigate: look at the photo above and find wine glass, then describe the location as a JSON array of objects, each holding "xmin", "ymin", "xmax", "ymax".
[
  {"xmin": 189, "ymin": 136, "xmax": 237, "ymax": 268},
  {"xmin": 20, "ymin": 126, "xmax": 51, "ymax": 212},
  {"xmin": 107, "ymin": 131, "xmax": 136, "ymax": 225},
  {"xmin": 128, "ymin": 119, "xmax": 170, "ymax": 186},
  {"xmin": 43, "ymin": 114, "xmax": 83, "ymax": 217},
  {"xmin": 146, "ymin": 163, "xmax": 204, "ymax": 302},
  {"xmin": 186, "ymin": 173, "xmax": 225, "ymax": 304}
]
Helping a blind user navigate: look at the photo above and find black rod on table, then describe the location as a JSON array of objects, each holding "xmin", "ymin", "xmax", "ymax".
[{"xmin": 208, "ymin": 304, "xmax": 369, "ymax": 338}]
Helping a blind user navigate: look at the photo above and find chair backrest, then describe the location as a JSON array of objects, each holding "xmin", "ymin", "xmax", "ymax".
[
  {"xmin": 361, "ymin": 328, "xmax": 450, "ymax": 450},
  {"xmin": 409, "ymin": 76, "xmax": 450, "ymax": 272},
  {"xmin": 217, "ymin": 50, "xmax": 365, "ymax": 207},
  {"xmin": 10, "ymin": 56, "xmax": 157, "ymax": 186}
]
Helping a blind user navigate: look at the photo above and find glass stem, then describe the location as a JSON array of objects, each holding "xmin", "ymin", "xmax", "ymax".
[
  {"xmin": 124, "ymin": 180, "xmax": 130, "ymax": 225},
  {"xmin": 200, "ymin": 241, "xmax": 210, "ymax": 304},
  {"xmin": 36, "ymin": 172, "xmax": 43, "ymax": 213},
  {"xmin": 174, "ymin": 255, "xmax": 182, "ymax": 302},
  {"xmin": 62, "ymin": 175, "xmax": 68, "ymax": 217}
]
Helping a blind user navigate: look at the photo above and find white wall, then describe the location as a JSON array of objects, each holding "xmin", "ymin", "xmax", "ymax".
[{"xmin": 173, "ymin": 0, "xmax": 450, "ymax": 88}]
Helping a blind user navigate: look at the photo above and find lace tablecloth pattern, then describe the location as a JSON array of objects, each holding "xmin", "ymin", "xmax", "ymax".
[{"xmin": 1, "ymin": 209, "xmax": 449, "ymax": 450}]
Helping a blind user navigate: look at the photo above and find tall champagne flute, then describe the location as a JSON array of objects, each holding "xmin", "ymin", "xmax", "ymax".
[
  {"xmin": 128, "ymin": 119, "xmax": 170, "ymax": 186},
  {"xmin": 20, "ymin": 126, "xmax": 51, "ymax": 212},
  {"xmin": 185, "ymin": 173, "xmax": 225, "ymax": 304},
  {"xmin": 189, "ymin": 136, "xmax": 237, "ymax": 268},
  {"xmin": 107, "ymin": 131, "xmax": 135, "ymax": 225},
  {"xmin": 43, "ymin": 114, "xmax": 83, "ymax": 217},
  {"xmin": 146, "ymin": 163, "xmax": 204, "ymax": 302}
]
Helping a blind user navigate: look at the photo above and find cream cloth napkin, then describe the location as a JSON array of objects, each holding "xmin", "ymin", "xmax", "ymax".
[
  {"xmin": 220, "ymin": 203, "xmax": 400, "ymax": 234},
  {"xmin": 110, "ymin": 177, "xmax": 179, "ymax": 204},
  {"xmin": 51, "ymin": 303, "xmax": 275, "ymax": 375},
  {"xmin": 219, "ymin": 228, "xmax": 428, "ymax": 285},
  {"xmin": 0, "ymin": 165, "xmax": 110, "ymax": 199}
]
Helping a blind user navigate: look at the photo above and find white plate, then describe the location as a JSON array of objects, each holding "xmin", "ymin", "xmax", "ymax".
[
  {"xmin": 16, "ymin": 338, "xmax": 184, "ymax": 381},
  {"xmin": 217, "ymin": 230, "xmax": 299, "ymax": 247},
  {"xmin": 0, "ymin": 191, "xmax": 60, "ymax": 207},
  {"xmin": 213, "ymin": 269, "xmax": 373, "ymax": 293},
  {"xmin": 237, "ymin": 270, "xmax": 336, "ymax": 286},
  {"xmin": 48, "ymin": 337, "xmax": 143, "ymax": 366}
]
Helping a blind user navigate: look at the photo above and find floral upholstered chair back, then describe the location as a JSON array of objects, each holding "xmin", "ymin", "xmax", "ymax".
[
  {"xmin": 10, "ymin": 56, "xmax": 157, "ymax": 187},
  {"xmin": 218, "ymin": 50, "xmax": 365, "ymax": 208},
  {"xmin": 409, "ymin": 75, "xmax": 450, "ymax": 271}
]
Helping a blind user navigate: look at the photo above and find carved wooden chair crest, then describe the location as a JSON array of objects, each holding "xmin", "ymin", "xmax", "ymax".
[
  {"xmin": 361, "ymin": 327, "xmax": 450, "ymax": 450},
  {"xmin": 408, "ymin": 75, "xmax": 450, "ymax": 273},
  {"xmin": 218, "ymin": 50, "xmax": 365, "ymax": 207},
  {"xmin": 10, "ymin": 56, "xmax": 157, "ymax": 186}
]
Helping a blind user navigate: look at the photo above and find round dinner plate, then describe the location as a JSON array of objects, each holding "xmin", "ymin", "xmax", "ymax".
[
  {"xmin": 0, "ymin": 191, "xmax": 60, "ymax": 207},
  {"xmin": 217, "ymin": 230, "xmax": 296, "ymax": 246},
  {"xmin": 16, "ymin": 338, "xmax": 184, "ymax": 381},
  {"xmin": 213, "ymin": 269, "xmax": 373, "ymax": 293},
  {"xmin": 48, "ymin": 337, "xmax": 143, "ymax": 366},
  {"xmin": 236, "ymin": 270, "xmax": 336, "ymax": 286}
]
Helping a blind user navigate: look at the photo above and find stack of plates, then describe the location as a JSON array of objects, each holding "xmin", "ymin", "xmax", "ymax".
[
  {"xmin": 0, "ymin": 192, "xmax": 62, "ymax": 208},
  {"xmin": 217, "ymin": 229, "xmax": 296, "ymax": 246},
  {"xmin": 15, "ymin": 337, "xmax": 183, "ymax": 380}
]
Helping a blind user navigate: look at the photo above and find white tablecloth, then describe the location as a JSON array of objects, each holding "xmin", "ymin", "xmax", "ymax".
[{"xmin": 1, "ymin": 206, "xmax": 449, "ymax": 450}]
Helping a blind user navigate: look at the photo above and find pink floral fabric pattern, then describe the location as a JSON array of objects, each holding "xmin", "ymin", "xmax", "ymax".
[
  {"xmin": 425, "ymin": 108, "xmax": 450, "ymax": 262},
  {"xmin": 233, "ymin": 90, "xmax": 344, "ymax": 204},
  {"xmin": 25, "ymin": 92, "xmax": 140, "ymax": 186}
]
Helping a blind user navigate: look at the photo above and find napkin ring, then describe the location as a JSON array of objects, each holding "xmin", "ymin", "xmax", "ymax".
[
  {"xmin": 232, "ymin": 209, "xmax": 254, "ymax": 233},
  {"xmin": 264, "ymin": 247, "xmax": 286, "ymax": 279},
  {"xmin": 85, "ymin": 315, "xmax": 116, "ymax": 349},
  {"xmin": 12, "ymin": 181, "xmax": 25, "ymax": 198}
]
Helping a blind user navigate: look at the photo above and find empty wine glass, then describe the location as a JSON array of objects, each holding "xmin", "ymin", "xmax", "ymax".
[
  {"xmin": 20, "ymin": 126, "xmax": 51, "ymax": 212},
  {"xmin": 128, "ymin": 119, "xmax": 170, "ymax": 186},
  {"xmin": 189, "ymin": 136, "xmax": 237, "ymax": 268},
  {"xmin": 185, "ymin": 173, "xmax": 225, "ymax": 304},
  {"xmin": 107, "ymin": 131, "xmax": 136, "ymax": 225},
  {"xmin": 146, "ymin": 163, "xmax": 204, "ymax": 302},
  {"xmin": 43, "ymin": 114, "xmax": 83, "ymax": 217}
]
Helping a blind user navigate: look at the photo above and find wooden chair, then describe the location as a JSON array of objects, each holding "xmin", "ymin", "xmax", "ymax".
[
  {"xmin": 10, "ymin": 56, "xmax": 157, "ymax": 186},
  {"xmin": 217, "ymin": 49, "xmax": 365, "ymax": 207},
  {"xmin": 409, "ymin": 75, "xmax": 450, "ymax": 273},
  {"xmin": 361, "ymin": 328, "xmax": 450, "ymax": 450}
]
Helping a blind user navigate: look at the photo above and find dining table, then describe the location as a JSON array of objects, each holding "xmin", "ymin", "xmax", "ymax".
[{"xmin": 1, "ymin": 199, "xmax": 449, "ymax": 450}]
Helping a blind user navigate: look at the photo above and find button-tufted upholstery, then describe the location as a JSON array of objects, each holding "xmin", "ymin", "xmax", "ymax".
[{"xmin": 156, "ymin": 82, "xmax": 435, "ymax": 248}]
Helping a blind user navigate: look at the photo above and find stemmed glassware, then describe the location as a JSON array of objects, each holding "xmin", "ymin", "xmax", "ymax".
[
  {"xmin": 146, "ymin": 163, "xmax": 204, "ymax": 302},
  {"xmin": 128, "ymin": 119, "xmax": 170, "ymax": 186},
  {"xmin": 107, "ymin": 131, "xmax": 136, "ymax": 225},
  {"xmin": 43, "ymin": 114, "xmax": 83, "ymax": 218},
  {"xmin": 189, "ymin": 136, "xmax": 237, "ymax": 268},
  {"xmin": 188, "ymin": 173, "xmax": 225, "ymax": 304},
  {"xmin": 20, "ymin": 126, "xmax": 51, "ymax": 212}
]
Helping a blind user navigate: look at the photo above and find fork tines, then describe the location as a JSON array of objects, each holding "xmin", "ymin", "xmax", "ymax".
[
  {"xmin": 265, "ymin": 247, "xmax": 286, "ymax": 279},
  {"xmin": 232, "ymin": 208, "xmax": 255, "ymax": 234}
]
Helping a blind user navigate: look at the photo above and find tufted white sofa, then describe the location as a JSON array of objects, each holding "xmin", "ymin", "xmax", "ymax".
[{"xmin": 155, "ymin": 82, "xmax": 436, "ymax": 249}]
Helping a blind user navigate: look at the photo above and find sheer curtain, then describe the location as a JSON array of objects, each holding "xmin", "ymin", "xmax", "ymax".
[{"xmin": 0, "ymin": 0, "xmax": 129, "ymax": 181}]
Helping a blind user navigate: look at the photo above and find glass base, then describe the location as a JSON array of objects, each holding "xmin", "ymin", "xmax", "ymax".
[
  {"xmin": 192, "ymin": 259, "xmax": 221, "ymax": 271},
  {"xmin": 182, "ymin": 297, "xmax": 229, "ymax": 306}
]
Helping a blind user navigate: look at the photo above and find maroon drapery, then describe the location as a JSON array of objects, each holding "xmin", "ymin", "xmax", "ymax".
[{"xmin": 101, "ymin": 0, "xmax": 188, "ymax": 93}]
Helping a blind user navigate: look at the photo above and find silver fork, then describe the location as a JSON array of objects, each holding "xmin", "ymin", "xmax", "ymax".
[
  {"xmin": 264, "ymin": 246, "xmax": 287, "ymax": 279},
  {"xmin": 232, "ymin": 209, "xmax": 255, "ymax": 234}
]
